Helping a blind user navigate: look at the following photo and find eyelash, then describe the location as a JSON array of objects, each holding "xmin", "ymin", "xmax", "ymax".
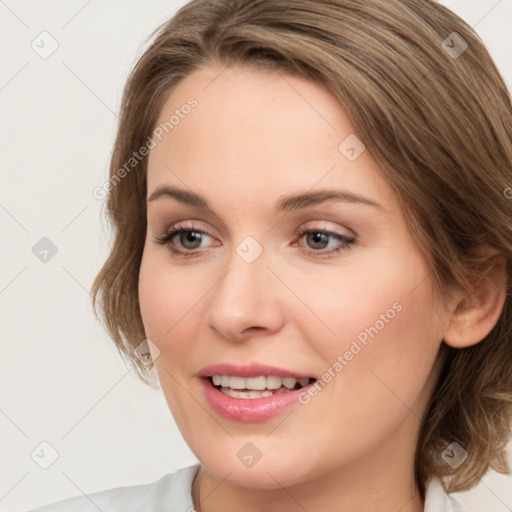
[{"xmin": 152, "ymin": 224, "xmax": 356, "ymax": 259}]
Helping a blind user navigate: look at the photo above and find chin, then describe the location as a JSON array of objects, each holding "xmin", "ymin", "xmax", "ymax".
[{"xmin": 194, "ymin": 444, "xmax": 320, "ymax": 490}]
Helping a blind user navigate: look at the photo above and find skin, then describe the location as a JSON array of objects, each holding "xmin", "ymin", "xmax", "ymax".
[{"xmin": 138, "ymin": 64, "xmax": 506, "ymax": 512}]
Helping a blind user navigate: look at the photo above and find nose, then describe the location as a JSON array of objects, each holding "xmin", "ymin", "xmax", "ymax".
[{"xmin": 206, "ymin": 249, "xmax": 285, "ymax": 342}]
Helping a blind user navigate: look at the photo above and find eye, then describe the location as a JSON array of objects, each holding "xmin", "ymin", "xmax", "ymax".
[
  {"xmin": 152, "ymin": 224, "xmax": 217, "ymax": 258},
  {"xmin": 295, "ymin": 226, "xmax": 355, "ymax": 257},
  {"xmin": 152, "ymin": 223, "xmax": 356, "ymax": 259}
]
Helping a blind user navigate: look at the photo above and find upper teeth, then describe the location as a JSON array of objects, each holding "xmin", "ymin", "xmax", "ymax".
[{"xmin": 211, "ymin": 375, "xmax": 310, "ymax": 390}]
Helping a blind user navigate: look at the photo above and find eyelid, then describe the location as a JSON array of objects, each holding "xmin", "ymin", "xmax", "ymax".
[
  {"xmin": 161, "ymin": 220, "xmax": 219, "ymax": 239},
  {"xmin": 296, "ymin": 220, "xmax": 355, "ymax": 238},
  {"xmin": 156, "ymin": 219, "xmax": 352, "ymax": 244}
]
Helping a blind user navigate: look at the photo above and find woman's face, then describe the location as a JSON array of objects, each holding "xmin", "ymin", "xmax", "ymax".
[{"xmin": 139, "ymin": 64, "xmax": 451, "ymax": 489}]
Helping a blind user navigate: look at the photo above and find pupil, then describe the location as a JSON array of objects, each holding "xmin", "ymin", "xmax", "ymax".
[
  {"xmin": 182, "ymin": 231, "xmax": 202, "ymax": 249},
  {"xmin": 308, "ymin": 232, "xmax": 328, "ymax": 249}
]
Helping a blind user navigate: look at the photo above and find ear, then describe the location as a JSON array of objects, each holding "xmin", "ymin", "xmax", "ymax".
[{"xmin": 443, "ymin": 247, "xmax": 507, "ymax": 349}]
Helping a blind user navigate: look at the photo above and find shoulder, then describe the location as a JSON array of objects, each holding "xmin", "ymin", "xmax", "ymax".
[
  {"xmin": 24, "ymin": 464, "xmax": 201, "ymax": 512},
  {"xmin": 424, "ymin": 477, "xmax": 466, "ymax": 512}
]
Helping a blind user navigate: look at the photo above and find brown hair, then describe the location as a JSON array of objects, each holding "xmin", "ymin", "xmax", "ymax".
[{"xmin": 91, "ymin": 0, "xmax": 512, "ymax": 498}]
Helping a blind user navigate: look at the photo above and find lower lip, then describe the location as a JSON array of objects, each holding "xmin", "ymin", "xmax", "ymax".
[{"xmin": 200, "ymin": 377, "xmax": 315, "ymax": 422}]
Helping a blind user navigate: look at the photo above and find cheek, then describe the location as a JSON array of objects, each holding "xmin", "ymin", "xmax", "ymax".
[
  {"xmin": 138, "ymin": 252, "xmax": 204, "ymax": 422},
  {"xmin": 139, "ymin": 248, "xmax": 194, "ymax": 370},
  {"xmin": 138, "ymin": 250, "xmax": 201, "ymax": 357},
  {"xmin": 286, "ymin": 242, "xmax": 434, "ymax": 353},
  {"xmin": 315, "ymin": 259, "xmax": 443, "ymax": 435}
]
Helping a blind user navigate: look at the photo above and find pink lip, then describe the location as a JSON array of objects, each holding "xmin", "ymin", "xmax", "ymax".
[
  {"xmin": 199, "ymin": 378, "xmax": 316, "ymax": 422},
  {"xmin": 198, "ymin": 363, "xmax": 317, "ymax": 423}
]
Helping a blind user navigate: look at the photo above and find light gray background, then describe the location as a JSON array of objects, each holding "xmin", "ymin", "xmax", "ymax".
[{"xmin": 1, "ymin": 1, "xmax": 511, "ymax": 511}]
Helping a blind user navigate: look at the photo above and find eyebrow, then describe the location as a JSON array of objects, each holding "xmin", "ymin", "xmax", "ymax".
[{"xmin": 147, "ymin": 185, "xmax": 383, "ymax": 212}]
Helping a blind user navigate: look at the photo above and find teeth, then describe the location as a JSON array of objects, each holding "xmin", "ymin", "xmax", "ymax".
[
  {"xmin": 282, "ymin": 377, "xmax": 296, "ymax": 389},
  {"xmin": 228, "ymin": 376, "xmax": 246, "ymax": 389},
  {"xmin": 266, "ymin": 376, "xmax": 282, "ymax": 389},
  {"xmin": 222, "ymin": 389, "xmax": 274, "ymax": 399},
  {"xmin": 210, "ymin": 375, "xmax": 312, "ymax": 393}
]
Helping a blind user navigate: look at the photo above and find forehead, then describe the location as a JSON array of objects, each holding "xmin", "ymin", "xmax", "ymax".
[{"xmin": 147, "ymin": 64, "xmax": 396, "ymax": 212}]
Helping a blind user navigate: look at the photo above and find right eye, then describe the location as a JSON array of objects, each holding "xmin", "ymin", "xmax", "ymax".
[{"xmin": 153, "ymin": 224, "xmax": 218, "ymax": 258}]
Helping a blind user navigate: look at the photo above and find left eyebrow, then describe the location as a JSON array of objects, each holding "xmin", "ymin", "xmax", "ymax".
[
  {"xmin": 275, "ymin": 189, "xmax": 383, "ymax": 212},
  {"xmin": 147, "ymin": 185, "xmax": 383, "ymax": 212}
]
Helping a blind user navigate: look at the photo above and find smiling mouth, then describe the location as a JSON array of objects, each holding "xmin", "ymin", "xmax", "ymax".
[{"xmin": 207, "ymin": 375, "xmax": 317, "ymax": 399}]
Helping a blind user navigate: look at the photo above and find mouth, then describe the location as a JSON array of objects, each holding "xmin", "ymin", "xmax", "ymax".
[
  {"xmin": 206, "ymin": 375, "xmax": 317, "ymax": 399},
  {"xmin": 198, "ymin": 363, "xmax": 319, "ymax": 421}
]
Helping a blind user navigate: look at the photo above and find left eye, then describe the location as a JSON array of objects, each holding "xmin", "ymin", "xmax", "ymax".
[
  {"xmin": 153, "ymin": 226, "xmax": 356, "ymax": 258},
  {"xmin": 295, "ymin": 228, "xmax": 356, "ymax": 256}
]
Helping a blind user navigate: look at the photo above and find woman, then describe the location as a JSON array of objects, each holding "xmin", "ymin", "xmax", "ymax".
[{"xmin": 28, "ymin": 0, "xmax": 512, "ymax": 510}]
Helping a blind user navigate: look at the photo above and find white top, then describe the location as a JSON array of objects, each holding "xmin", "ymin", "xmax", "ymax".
[{"xmin": 26, "ymin": 463, "xmax": 466, "ymax": 512}]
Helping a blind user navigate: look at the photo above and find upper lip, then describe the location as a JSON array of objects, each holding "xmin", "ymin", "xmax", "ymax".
[{"xmin": 198, "ymin": 363, "xmax": 315, "ymax": 380}]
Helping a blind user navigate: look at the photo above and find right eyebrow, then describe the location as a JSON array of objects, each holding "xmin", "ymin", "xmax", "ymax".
[{"xmin": 148, "ymin": 185, "xmax": 208, "ymax": 208}]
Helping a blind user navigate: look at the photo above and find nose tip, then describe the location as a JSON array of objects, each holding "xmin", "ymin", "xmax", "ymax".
[{"xmin": 205, "ymin": 258, "xmax": 284, "ymax": 342}]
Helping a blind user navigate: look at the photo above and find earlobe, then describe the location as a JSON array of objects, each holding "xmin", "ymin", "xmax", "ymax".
[{"xmin": 443, "ymin": 251, "xmax": 507, "ymax": 349}]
